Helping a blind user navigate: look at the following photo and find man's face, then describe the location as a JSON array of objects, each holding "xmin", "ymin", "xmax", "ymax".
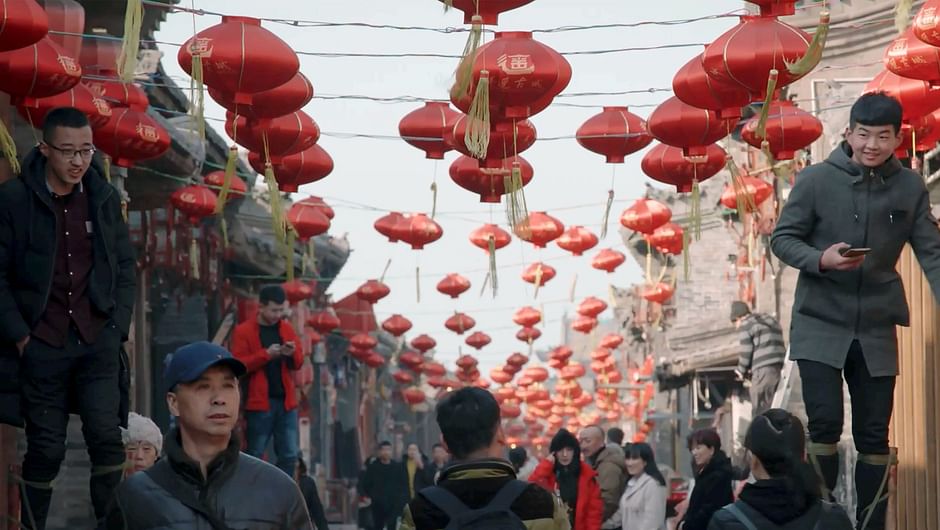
[
  {"xmin": 125, "ymin": 441, "xmax": 158, "ymax": 475},
  {"xmin": 579, "ymin": 427, "xmax": 604, "ymax": 458},
  {"xmin": 432, "ymin": 446, "xmax": 448, "ymax": 463},
  {"xmin": 378, "ymin": 445, "xmax": 393, "ymax": 461},
  {"xmin": 167, "ymin": 365, "xmax": 239, "ymax": 439},
  {"xmin": 39, "ymin": 125, "xmax": 94, "ymax": 189},
  {"xmin": 259, "ymin": 301, "xmax": 286, "ymax": 326},
  {"xmin": 845, "ymin": 123, "xmax": 902, "ymax": 168}
]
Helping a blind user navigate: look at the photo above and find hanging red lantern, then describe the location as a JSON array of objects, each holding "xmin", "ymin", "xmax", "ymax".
[
  {"xmin": 287, "ymin": 200, "xmax": 331, "ymax": 242},
  {"xmin": 516, "ymin": 326, "xmax": 542, "ymax": 343},
  {"xmin": 641, "ymin": 143, "xmax": 727, "ymax": 193},
  {"xmin": 647, "ymin": 223, "xmax": 685, "ymax": 255},
  {"xmin": 16, "ymin": 84, "xmax": 111, "ymax": 129},
  {"xmin": 469, "ymin": 223, "xmax": 512, "ymax": 252},
  {"xmin": 747, "ymin": 0, "xmax": 796, "ymax": 16},
  {"xmin": 350, "ymin": 333, "xmax": 377, "ymax": 351},
  {"xmin": 0, "ymin": 0, "xmax": 48, "ymax": 52},
  {"xmin": 513, "ymin": 306, "xmax": 542, "ymax": 327},
  {"xmin": 437, "ymin": 273, "xmax": 472, "ymax": 299},
  {"xmin": 400, "ymin": 214, "xmax": 444, "ymax": 250},
  {"xmin": 450, "ymin": 155, "xmax": 534, "ymax": 203},
  {"xmin": 364, "ymin": 352, "xmax": 386, "ymax": 368},
  {"xmin": 227, "ymin": 111, "xmax": 319, "ymax": 161},
  {"xmin": 551, "ymin": 346, "xmax": 573, "ymax": 362},
  {"xmin": 307, "ymin": 312, "xmax": 340, "ymax": 334},
  {"xmin": 170, "ymin": 185, "xmax": 217, "ymax": 225},
  {"xmin": 577, "ymin": 296, "xmax": 607, "ymax": 318},
  {"xmin": 424, "ymin": 361, "xmax": 447, "ymax": 377},
  {"xmin": 374, "ymin": 212, "xmax": 409, "ymax": 243},
  {"xmin": 282, "ymin": 279, "xmax": 314, "ymax": 305},
  {"xmin": 507, "ymin": 352, "xmax": 530, "ymax": 367},
  {"xmin": 204, "ymin": 170, "xmax": 247, "ymax": 199},
  {"xmin": 500, "ymin": 402, "xmax": 522, "ymax": 419},
  {"xmin": 572, "ymin": 315, "xmax": 598, "ymax": 334},
  {"xmin": 885, "ymin": 29, "xmax": 940, "ymax": 87},
  {"xmin": 600, "ymin": 334, "xmax": 623, "ymax": 349},
  {"xmin": 356, "ymin": 280, "xmax": 391, "ymax": 304},
  {"xmin": 209, "ymin": 72, "xmax": 313, "ymax": 121},
  {"xmin": 490, "ymin": 368, "xmax": 513, "ymax": 385},
  {"xmin": 591, "ymin": 347, "xmax": 612, "ymax": 361},
  {"xmin": 523, "ymin": 366, "xmax": 549, "ymax": 383},
  {"xmin": 456, "ymin": 354, "xmax": 479, "ymax": 370},
  {"xmin": 466, "ymin": 331, "xmax": 492, "ymax": 350},
  {"xmin": 349, "ymin": 347, "xmax": 372, "ymax": 363},
  {"xmin": 521, "ymin": 262, "xmax": 556, "ymax": 285},
  {"xmin": 673, "ymin": 52, "xmax": 751, "ymax": 120},
  {"xmin": 299, "ymin": 196, "xmax": 334, "ymax": 219},
  {"xmin": 248, "ymin": 145, "xmax": 334, "ymax": 193},
  {"xmin": 411, "ymin": 334, "xmax": 437, "ymax": 353},
  {"xmin": 445, "ymin": 116, "xmax": 537, "ymax": 164},
  {"xmin": 741, "ymin": 100, "xmax": 822, "ymax": 160},
  {"xmin": 720, "ymin": 177, "xmax": 774, "ymax": 213},
  {"xmin": 94, "ymin": 108, "xmax": 171, "ymax": 168},
  {"xmin": 591, "ymin": 248, "xmax": 626, "ymax": 274},
  {"xmin": 912, "ymin": 109, "xmax": 940, "ymax": 151},
  {"xmin": 179, "ymin": 16, "xmax": 299, "ymax": 104},
  {"xmin": 399, "ymin": 101, "xmax": 461, "ymax": 159},
  {"xmin": 576, "ymin": 106, "xmax": 653, "ymax": 163},
  {"xmin": 402, "ymin": 387, "xmax": 426, "ymax": 405},
  {"xmin": 560, "ymin": 363, "xmax": 586, "ymax": 380},
  {"xmin": 914, "ymin": 1, "xmax": 940, "ymax": 47},
  {"xmin": 863, "ymin": 69, "xmax": 940, "ymax": 122},
  {"xmin": 399, "ymin": 350, "xmax": 424, "ymax": 368},
  {"xmin": 620, "ymin": 198, "xmax": 672, "ymax": 235},
  {"xmin": 647, "ymin": 96, "xmax": 734, "ymax": 157},
  {"xmin": 0, "ymin": 36, "xmax": 81, "ymax": 103},
  {"xmin": 702, "ymin": 16, "xmax": 812, "ymax": 98},
  {"xmin": 84, "ymin": 73, "xmax": 149, "ymax": 112},
  {"xmin": 641, "ymin": 282, "xmax": 676, "ymax": 304},
  {"xmin": 515, "ymin": 211, "xmax": 564, "ymax": 248},
  {"xmin": 446, "ymin": 312, "xmax": 476, "ymax": 335},
  {"xmin": 381, "ymin": 314, "xmax": 413, "ymax": 337},
  {"xmin": 437, "ymin": 0, "xmax": 535, "ymax": 24},
  {"xmin": 556, "ymin": 226, "xmax": 598, "ymax": 256}
]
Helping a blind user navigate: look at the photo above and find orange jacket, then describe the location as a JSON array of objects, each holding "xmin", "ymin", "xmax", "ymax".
[
  {"xmin": 230, "ymin": 319, "xmax": 303, "ymax": 412},
  {"xmin": 529, "ymin": 458, "xmax": 604, "ymax": 530}
]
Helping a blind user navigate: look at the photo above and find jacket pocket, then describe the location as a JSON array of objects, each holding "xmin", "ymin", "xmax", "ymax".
[
  {"xmin": 794, "ymin": 276, "xmax": 853, "ymax": 327},
  {"xmin": 860, "ymin": 277, "xmax": 909, "ymax": 327}
]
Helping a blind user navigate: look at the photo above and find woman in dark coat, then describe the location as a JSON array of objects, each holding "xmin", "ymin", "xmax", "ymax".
[{"xmin": 678, "ymin": 429, "xmax": 734, "ymax": 530}]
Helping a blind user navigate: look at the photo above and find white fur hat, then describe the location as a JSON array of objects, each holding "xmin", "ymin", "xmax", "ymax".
[{"xmin": 121, "ymin": 412, "xmax": 163, "ymax": 454}]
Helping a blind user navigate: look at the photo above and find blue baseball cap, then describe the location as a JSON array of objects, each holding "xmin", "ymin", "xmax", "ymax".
[{"xmin": 164, "ymin": 341, "xmax": 246, "ymax": 392}]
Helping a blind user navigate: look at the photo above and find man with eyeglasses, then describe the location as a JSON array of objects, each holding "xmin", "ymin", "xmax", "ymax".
[{"xmin": 0, "ymin": 107, "xmax": 136, "ymax": 529}]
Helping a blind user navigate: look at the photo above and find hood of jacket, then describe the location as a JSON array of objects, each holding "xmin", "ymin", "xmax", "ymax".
[
  {"xmin": 738, "ymin": 478, "xmax": 815, "ymax": 525},
  {"xmin": 825, "ymin": 141, "xmax": 903, "ymax": 183},
  {"xmin": 21, "ymin": 146, "xmax": 113, "ymax": 208},
  {"xmin": 164, "ymin": 426, "xmax": 241, "ymax": 487}
]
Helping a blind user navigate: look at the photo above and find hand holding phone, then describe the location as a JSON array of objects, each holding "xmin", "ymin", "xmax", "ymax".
[{"xmin": 839, "ymin": 247, "xmax": 871, "ymax": 258}]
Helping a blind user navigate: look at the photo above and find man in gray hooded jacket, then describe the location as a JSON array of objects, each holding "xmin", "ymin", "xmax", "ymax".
[{"xmin": 771, "ymin": 92, "xmax": 940, "ymax": 530}]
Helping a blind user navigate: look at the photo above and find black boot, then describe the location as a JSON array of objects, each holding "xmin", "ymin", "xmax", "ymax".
[
  {"xmin": 19, "ymin": 482, "xmax": 53, "ymax": 530},
  {"xmin": 807, "ymin": 442, "xmax": 840, "ymax": 501},
  {"xmin": 90, "ymin": 464, "xmax": 125, "ymax": 526},
  {"xmin": 855, "ymin": 450, "xmax": 897, "ymax": 530}
]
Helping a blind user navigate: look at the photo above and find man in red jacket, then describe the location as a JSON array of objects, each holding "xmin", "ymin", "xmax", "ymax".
[{"xmin": 231, "ymin": 285, "xmax": 304, "ymax": 476}]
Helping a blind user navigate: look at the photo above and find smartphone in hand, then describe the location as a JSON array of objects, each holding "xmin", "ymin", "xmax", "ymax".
[{"xmin": 839, "ymin": 247, "xmax": 871, "ymax": 258}]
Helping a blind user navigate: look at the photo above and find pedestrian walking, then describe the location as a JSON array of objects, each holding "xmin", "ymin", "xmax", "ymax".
[
  {"xmin": 296, "ymin": 457, "xmax": 331, "ymax": 530},
  {"xmin": 231, "ymin": 284, "xmax": 305, "ymax": 477},
  {"xmin": 678, "ymin": 429, "xmax": 734, "ymax": 530},
  {"xmin": 402, "ymin": 443, "xmax": 432, "ymax": 501},
  {"xmin": 579, "ymin": 426, "xmax": 627, "ymax": 530},
  {"xmin": 619, "ymin": 443, "xmax": 667, "ymax": 530},
  {"xmin": 121, "ymin": 412, "xmax": 162, "ymax": 479},
  {"xmin": 730, "ymin": 302, "xmax": 786, "ymax": 416},
  {"xmin": 105, "ymin": 341, "xmax": 313, "ymax": 529},
  {"xmin": 426, "ymin": 443, "xmax": 450, "ymax": 484},
  {"xmin": 361, "ymin": 441, "xmax": 405, "ymax": 530},
  {"xmin": 707, "ymin": 409, "xmax": 853, "ymax": 530},
  {"xmin": 530, "ymin": 429, "xmax": 604, "ymax": 530},
  {"xmin": 771, "ymin": 92, "xmax": 936, "ymax": 529},
  {"xmin": 400, "ymin": 387, "xmax": 570, "ymax": 530},
  {"xmin": 0, "ymin": 107, "xmax": 137, "ymax": 529}
]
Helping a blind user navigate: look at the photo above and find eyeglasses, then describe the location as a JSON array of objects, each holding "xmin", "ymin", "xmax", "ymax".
[{"xmin": 44, "ymin": 143, "xmax": 96, "ymax": 160}]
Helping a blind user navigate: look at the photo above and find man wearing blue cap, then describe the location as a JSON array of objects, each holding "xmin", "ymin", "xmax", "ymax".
[{"xmin": 105, "ymin": 341, "xmax": 313, "ymax": 529}]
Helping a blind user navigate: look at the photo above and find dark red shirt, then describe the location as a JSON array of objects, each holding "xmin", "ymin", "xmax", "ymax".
[{"xmin": 33, "ymin": 183, "xmax": 108, "ymax": 347}]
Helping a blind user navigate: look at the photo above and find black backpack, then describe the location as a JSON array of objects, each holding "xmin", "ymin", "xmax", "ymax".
[{"xmin": 420, "ymin": 479, "xmax": 530, "ymax": 530}]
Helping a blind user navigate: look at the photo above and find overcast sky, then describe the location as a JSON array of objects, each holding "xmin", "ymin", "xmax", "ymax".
[{"xmin": 155, "ymin": 0, "xmax": 745, "ymax": 374}]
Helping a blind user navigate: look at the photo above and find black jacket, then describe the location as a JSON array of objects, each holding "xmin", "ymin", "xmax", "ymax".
[
  {"xmin": 0, "ymin": 148, "xmax": 136, "ymax": 426},
  {"xmin": 105, "ymin": 428, "xmax": 313, "ymax": 529},
  {"xmin": 298, "ymin": 474, "xmax": 330, "ymax": 530},
  {"xmin": 707, "ymin": 479, "xmax": 853, "ymax": 530},
  {"xmin": 681, "ymin": 450, "xmax": 735, "ymax": 530},
  {"xmin": 361, "ymin": 458, "xmax": 407, "ymax": 509}
]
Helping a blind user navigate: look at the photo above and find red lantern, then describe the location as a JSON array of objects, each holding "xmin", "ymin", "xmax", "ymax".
[
  {"xmin": 513, "ymin": 306, "xmax": 542, "ymax": 327},
  {"xmin": 501, "ymin": 402, "xmax": 522, "ymax": 419},
  {"xmin": 402, "ymin": 387, "xmax": 426, "ymax": 405},
  {"xmin": 450, "ymin": 155, "xmax": 534, "ymax": 203},
  {"xmin": 647, "ymin": 223, "xmax": 685, "ymax": 255},
  {"xmin": 349, "ymin": 348, "xmax": 372, "ymax": 363},
  {"xmin": 84, "ymin": 73, "xmax": 149, "ymax": 111},
  {"xmin": 720, "ymin": 177, "xmax": 774, "ymax": 213},
  {"xmin": 399, "ymin": 350, "xmax": 424, "ymax": 368},
  {"xmin": 456, "ymin": 354, "xmax": 479, "ymax": 370},
  {"xmin": 641, "ymin": 282, "xmax": 675, "ymax": 304},
  {"xmin": 747, "ymin": 0, "xmax": 796, "ymax": 16},
  {"xmin": 398, "ymin": 101, "xmax": 461, "ymax": 159},
  {"xmin": 94, "ymin": 108, "xmax": 171, "ymax": 167},
  {"xmin": 437, "ymin": 0, "xmax": 535, "ymax": 24},
  {"xmin": 556, "ymin": 226, "xmax": 598, "ymax": 256},
  {"xmin": 551, "ymin": 346, "xmax": 573, "ymax": 362},
  {"xmin": 490, "ymin": 368, "xmax": 513, "ymax": 385},
  {"xmin": 374, "ymin": 212, "xmax": 409, "ymax": 243},
  {"xmin": 307, "ymin": 312, "xmax": 340, "ymax": 334},
  {"xmin": 702, "ymin": 16, "xmax": 812, "ymax": 98},
  {"xmin": 885, "ymin": 29, "xmax": 940, "ymax": 87},
  {"xmin": 381, "ymin": 314, "xmax": 413, "ymax": 337},
  {"xmin": 641, "ymin": 143, "xmax": 727, "ymax": 193},
  {"xmin": 577, "ymin": 297, "xmax": 607, "ymax": 318},
  {"xmin": 445, "ymin": 116, "xmax": 537, "ymax": 164},
  {"xmin": 400, "ymin": 214, "xmax": 443, "ymax": 250},
  {"xmin": 600, "ymin": 334, "xmax": 623, "ymax": 349},
  {"xmin": 561, "ymin": 364, "xmax": 586, "ymax": 380},
  {"xmin": 647, "ymin": 97, "xmax": 733, "ymax": 157},
  {"xmin": 248, "ymin": 144, "xmax": 334, "ymax": 193},
  {"xmin": 572, "ymin": 316, "xmax": 598, "ymax": 334},
  {"xmin": 287, "ymin": 200, "xmax": 331, "ymax": 242},
  {"xmin": 356, "ymin": 280, "xmax": 391, "ymax": 304},
  {"xmin": 741, "ymin": 100, "xmax": 822, "ymax": 160},
  {"xmin": 507, "ymin": 352, "xmax": 530, "ymax": 367},
  {"xmin": 863, "ymin": 69, "xmax": 940, "ymax": 122},
  {"xmin": 446, "ymin": 312, "xmax": 476, "ymax": 335},
  {"xmin": 914, "ymin": 1, "xmax": 940, "ymax": 47},
  {"xmin": 591, "ymin": 248, "xmax": 626, "ymax": 274},
  {"xmin": 424, "ymin": 361, "xmax": 447, "ymax": 377},
  {"xmin": 620, "ymin": 198, "xmax": 672, "ymax": 235},
  {"xmin": 516, "ymin": 326, "xmax": 541, "ymax": 343},
  {"xmin": 673, "ymin": 52, "xmax": 751, "ymax": 120},
  {"xmin": 282, "ymin": 280, "xmax": 314, "ymax": 305},
  {"xmin": 350, "ymin": 333, "xmax": 377, "ymax": 351},
  {"xmin": 576, "ymin": 106, "xmax": 653, "ymax": 163},
  {"xmin": 204, "ymin": 171, "xmax": 247, "ymax": 199},
  {"xmin": 466, "ymin": 331, "xmax": 492, "ymax": 350},
  {"xmin": 16, "ymin": 84, "xmax": 111, "ymax": 129},
  {"xmin": 591, "ymin": 347, "xmax": 612, "ymax": 361},
  {"xmin": 209, "ymin": 72, "xmax": 313, "ymax": 121},
  {"xmin": 364, "ymin": 352, "xmax": 386, "ymax": 368},
  {"xmin": 523, "ymin": 366, "xmax": 549, "ymax": 383},
  {"xmin": 411, "ymin": 334, "xmax": 437, "ymax": 353},
  {"xmin": 515, "ymin": 211, "xmax": 564, "ymax": 248},
  {"xmin": 469, "ymin": 223, "xmax": 512, "ymax": 252},
  {"xmin": 0, "ymin": 0, "xmax": 48, "ymax": 52},
  {"xmin": 0, "ymin": 37, "xmax": 81, "ymax": 103},
  {"xmin": 227, "ymin": 111, "xmax": 319, "ymax": 161},
  {"xmin": 170, "ymin": 185, "xmax": 217, "ymax": 225},
  {"xmin": 437, "ymin": 273, "xmax": 472, "ymax": 299},
  {"xmin": 179, "ymin": 16, "xmax": 299, "ymax": 104},
  {"xmin": 521, "ymin": 262, "xmax": 556, "ymax": 285}
]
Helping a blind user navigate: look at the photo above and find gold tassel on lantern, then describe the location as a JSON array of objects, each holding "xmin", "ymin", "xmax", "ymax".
[
  {"xmin": 380, "ymin": 258, "xmax": 392, "ymax": 282},
  {"xmin": 430, "ymin": 181, "xmax": 438, "ymax": 219},
  {"xmin": 190, "ymin": 53, "xmax": 206, "ymax": 144},
  {"xmin": 601, "ymin": 189, "xmax": 614, "ymax": 239},
  {"xmin": 215, "ymin": 146, "xmax": 238, "ymax": 214},
  {"xmin": 220, "ymin": 217, "xmax": 229, "ymax": 248},
  {"xmin": 533, "ymin": 264, "xmax": 543, "ymax": 299},
  {"xmin": 303, "ymin": 239, "xmax": 316, "ymax": 275},
  {"xmin": 786, "ymin": 11, "xmax": 830, "ymax": 76},
  {"xmin": 488, "ymin": 236, "xmax": 498, "ymax": 298},
  {"xmin": 103, "ymin": 155, "xmax": 112, "ymax": 184},
  {"xmin": 455, "ymin": 15, "xmax": 484, "ymax": 99},
  {"xmin": 285, "ymin": 227, "xmax": 296, "ymax": 281},
  {"xmin": 895, "ymin": 1, "xmax": 913, "ymax": 34},
  {"xmin": 755, "ymin": 69, "xmax": 779, "ymax": 141},
  {"xmin": 569, "ymin": 274, "xmax": 578, "ymax": 303},
  {"xmin": 0, "ymin": 119, "xmax": 19, "ymax": 175},
  {"xmin": 416, "ymin": 266, "xmax": 422, "ymax": 303},
  {"xmin": 465, "ymin": 70, "xmax": 491, "ymax": 159},
  {"xmin": 691, "ymin": 179, "xmax": 702, "ymax": 241},
  {"xmin": 504, "ymin": 161, "xmax": 528, "ymax": 231},
  {"xmin": 190, "ymin": 236, "xmax": 201, "ymax": 281},
  {"xmin": 645, "ymin": 239, "xmax": 653, "ymax": 284},
  {"xmin": 264, "ymin": 162, "xmax": 286, "ymax": 245},
  {"xmin": 118, "ymin": 0, "xmax": 144, "ymax": 82},
  {"xmin": 682, "ymin": 226, "xmax": 691, "ymax": 282}
]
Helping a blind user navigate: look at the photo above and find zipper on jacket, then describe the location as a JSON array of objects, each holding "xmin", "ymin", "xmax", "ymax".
[{"xmin": 854, "ymin": 171, "xmax": 873, "ymax": 335}]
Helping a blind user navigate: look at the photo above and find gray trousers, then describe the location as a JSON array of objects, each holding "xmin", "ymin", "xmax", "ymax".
[{"xmin": 750, "ymin": 364, "xmax": 782, "ymax": 416}]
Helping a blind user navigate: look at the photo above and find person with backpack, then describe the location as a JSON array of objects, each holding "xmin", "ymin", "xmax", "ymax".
[
  {"xmin": 399, "ymin": 387, "xmax": 570, "ymax": 530},
  {"xmin": 707, "ymin": 409, "xmax": 853, "ymax": 530},
  {"xmin": 619, "ymin": 443, "xmax": 667, "ymax": 530},
  {"xmin": 529, "ymin": 429, "xmax": 604, "ymax": 530}
]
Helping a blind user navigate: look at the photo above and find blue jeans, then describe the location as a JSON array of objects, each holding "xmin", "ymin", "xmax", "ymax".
[{"xmin": 245, "ymin": 397, "xmax": 299, "ymax": 477}]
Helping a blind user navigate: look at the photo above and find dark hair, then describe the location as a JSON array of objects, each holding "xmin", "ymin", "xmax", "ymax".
[
  {"xmin": 436, "ymin": 387, "xmax": 500, "ymax": 460},
  {"xmin": 850, "ymin": 92, "xmax": 903, "ymax": 134},
  {"xmin": 432, "ymin": 443, "xmax": 444, "ymax": 451},
  {"xmin": 259, "ymin": 284, "xmax": 286, "ymax": 305},
  {"xmin": 607, "ymin": 427, "xmax": 625, "ymax": 445},
  {"xmin": 42, "ymin": 107, "xmax": 90, "ymax": 143},
  {"xmin": 687, "ymin": 428, "xmax": 722, "ymax": 452},
  {"xmin": 508, "ymin": 447, "xmax": 527, "ymax": 472},
  {"xmin": 626, "ymin": 442, "xmax": 667, "ymax": 486},
  {"xmin": 379, "ymin": 441, "xmax": 392, "ymax": 448},
  {"xmin": 746, "ymin": 409, "xmax": 820, "ymax": 509},
  {"xmin": 297, "ymin": 456, "xmax": 308, "ymax": 475}
]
